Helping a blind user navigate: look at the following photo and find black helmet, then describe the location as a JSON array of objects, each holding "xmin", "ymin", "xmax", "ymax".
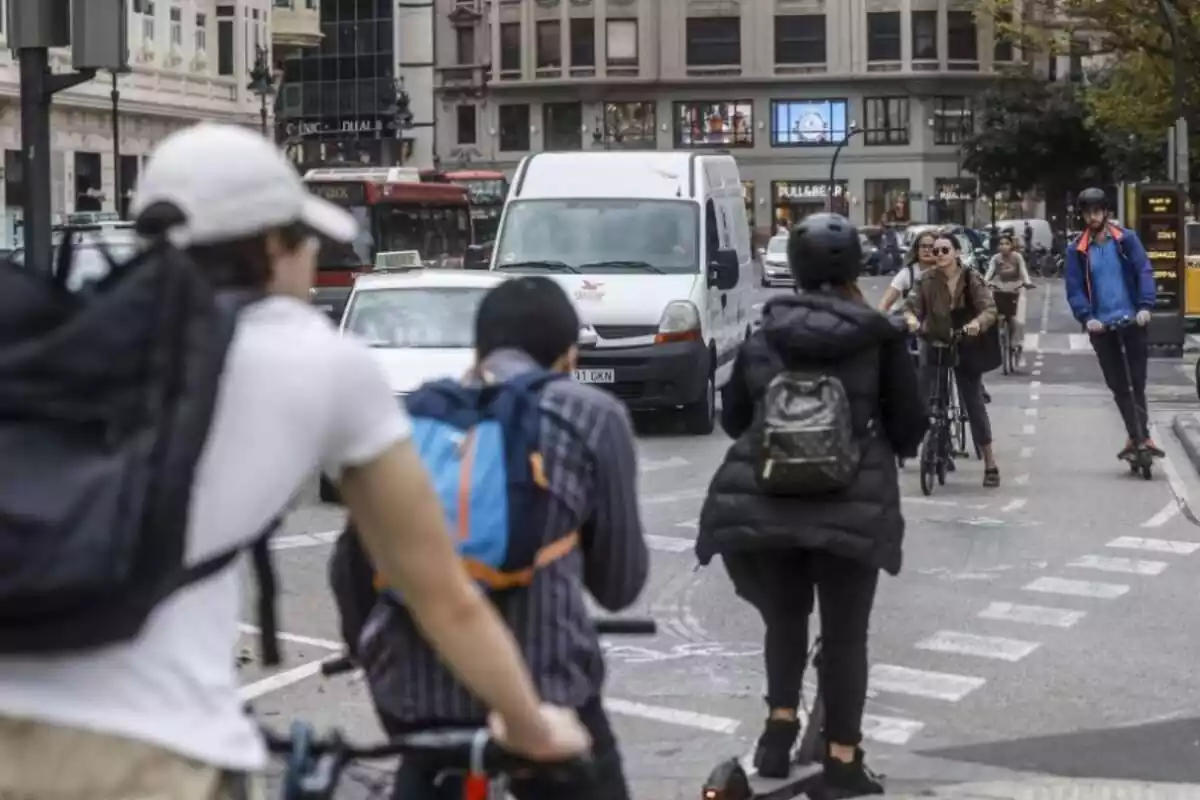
[
  {"xmin": 787, "ymin": 213, "xmax": 862, "ymax": 287},
  {"xmin": 1077, "ymin": 187, "xmax": 1108, "ymax": 211}
]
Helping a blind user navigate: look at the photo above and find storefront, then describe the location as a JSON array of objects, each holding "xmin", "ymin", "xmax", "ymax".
[
  {"xmin": 772, "ymin": 180, "xmax": 848, "ymax": 229},
  {"xmin": 864, "ymin": 179, "xmax": 911, "ymax": 226},
  {"xmin": 928, "ymin": 178, "xmax": 977, "ymax": 226}
]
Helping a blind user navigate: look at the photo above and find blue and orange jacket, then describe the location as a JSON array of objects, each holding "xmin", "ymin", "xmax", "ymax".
[{"xmin": 1064, "ymin": 223, "xmax": 1155, "ymax": 324}]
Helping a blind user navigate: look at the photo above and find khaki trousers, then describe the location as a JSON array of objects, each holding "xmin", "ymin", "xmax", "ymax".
[{"xmin": 0, "ymin": 718, "xmax": 263, "ymax": 800}]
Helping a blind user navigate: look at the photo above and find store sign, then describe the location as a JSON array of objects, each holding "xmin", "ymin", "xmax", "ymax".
[
  {"xmin": 775, "ymin": 181, "xmax": 846, "ymax": 201},
  {"xmin": 1138, "ymin": 184, "xmax": 1183, "ymax": 313},
  {"xmin": 308, "ymin": 181, "xmax": 365, "ymax": 205},
  {"xmin": 934, "ymin": 179, "xmax": 977, "ymax": 202},
  {"xmin": 284, "ymin": 118, "xmax": 397, "ymax": 137}
]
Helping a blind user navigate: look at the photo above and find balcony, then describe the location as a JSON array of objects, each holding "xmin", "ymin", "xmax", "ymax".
[
  {"xmin": 435, "ymin": 64, "xmax": 490, "ymax": 99},
  {"xmin": 271, "ymin": 0, "xmax": 322, "ymax": 51}
]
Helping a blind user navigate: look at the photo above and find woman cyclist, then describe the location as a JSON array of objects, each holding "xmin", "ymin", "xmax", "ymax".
[
  {"xmin": 877, "ymin": 230, "xmax": 936, "ymax": 314},
  {"xmin": 695, "ymin": 214, "xmax": 927, "ymax": 796},
  {"xmin": 985, "ymin": 234, "xmax": 1034, "ymax": 362},
  {"xmin": 905, "ymin": 232, "xmax": 1001, "ymax": 487}
]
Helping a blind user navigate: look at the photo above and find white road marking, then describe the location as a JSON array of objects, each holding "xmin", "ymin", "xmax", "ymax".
[
  {"xmin": 1142, "ymin": 501, "xmax": 1182, "ymax": 528},
  {"xmin": 869, "ymin": 664, "xmax": 986, "ymax": 702},
  {"xmin": 915, "ymin": 630, "xmax": 1040, "ymax": 662},
  {"xmin": 238, "ymin": 624, "xmax": 342, "ymax": 650},
  {"xmin": 645, "ymin": 534, "xmax": 693, "ymax": 553},
  {"xmin": 1068, "ymin": 554, "xmax": 1168, "ymax": 576},
  {"xmin": 675, "ymin": 519, "xmax": 699, "ymax": 529},
  {"xmin": 1107, "ymin": 535, "xmax": 1199, "ymax": 555},
  {"xmin": 271, "ymin": 530, "xmax": 339, "ymax": 550},
  {"xmin": 644, "ymin": 488, "xmax": 707, "ymax": 505},
  {"xmin": 1002, "ymin": 498, "xmax": 1027, "ymax": 512},
  {"xmin": 1030, "ymin": 380, "xmax": 1042, "ymax": 388},
  {"xmin": 1024, "ymin": 576, "xmax": 1130, "ymax": 599},
  {"xmin": 978, "ymin": 601, "xmax": 1085, "ymax": 628},
  {"xmin": 1032, "ymin": 370, "xmax": 1042, "ymax": 376},
  {"xmin": 1069, "ymin": 333, "xmax": 1091, "ymax": 351},
  {"xmin": 1024, "ymin": 333, "xmax": 1040, "ymax": 351},
  {"xmin": 641, "ymin": 456, "xmax": 689, "ymax": 473},
  {"xmin": 1014, "ymin": 473, "xmax": 1030, "ymax": 486},
  {"xmin": 860, "ymin": 714, "xmax": 926, "ymax": 745},
  {"xmin": 602, "ymin": 698, "xmax": 740, "ymax": 734},
  {"xmin": 1019, "ymin": 447, "xmax": 1034, "ymax": 458},
  {"xmin": 1030, "ymin": 393, "xmax": 1040, "ymax": 402},
  {"xmin": 1150, "ymin": 422, "xmax": 1195, "ymax": 527},
  {"xmin": 240, "ymin": 660, "xmax": 329, "ymax": 700},
  {"xmin": 1022, "ymin": 424, "xmax": 1036, "ymax": 435},
  {"xmin": 1024, "ymin": 408, "xmax": 1038, "ymax": 417}
]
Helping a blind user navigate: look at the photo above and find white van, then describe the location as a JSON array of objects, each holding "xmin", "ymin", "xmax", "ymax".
[{"xmin": 491, "ymin": 151, "xmax": 755, "ymax": 434}]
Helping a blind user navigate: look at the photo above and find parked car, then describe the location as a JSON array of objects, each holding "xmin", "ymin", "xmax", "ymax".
[{"xmin": 759, "ymin": 235, "xmax": 793, "ymax": 287}]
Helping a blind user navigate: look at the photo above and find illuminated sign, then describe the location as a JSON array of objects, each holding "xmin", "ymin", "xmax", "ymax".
[{"xmin": 1136, "ymin": 184, "xmax": 1182, "ymax": 313}]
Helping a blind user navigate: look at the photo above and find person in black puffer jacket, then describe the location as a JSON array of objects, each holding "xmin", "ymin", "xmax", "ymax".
[{"xmin": 695, "ymin": 214, "xmax": 927, "ymax": 796}]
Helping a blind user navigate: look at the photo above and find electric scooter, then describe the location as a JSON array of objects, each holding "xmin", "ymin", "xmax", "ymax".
[{"xmin": 1108, "ymin": 317, "xmax": 1156, "ymax": 480}]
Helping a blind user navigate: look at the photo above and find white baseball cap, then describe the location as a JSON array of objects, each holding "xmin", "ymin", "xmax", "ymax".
[{"xmin": 130, "ymin": 122, "xmax": 358, "ymax": 247}]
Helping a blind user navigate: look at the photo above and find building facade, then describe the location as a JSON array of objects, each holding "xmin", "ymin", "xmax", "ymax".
[
  {"xmin": 433, "ymin": 0, "xmax": 1033, "ymax": 234},
  {"xmin": 0, "ymin": 0, "xmax": 273, "ymax": 245}
]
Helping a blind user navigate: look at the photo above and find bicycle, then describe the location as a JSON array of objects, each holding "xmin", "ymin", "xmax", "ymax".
[
  {"xmin": 1106, "ymin": 317, "xmax": 1157, "ymax": 481},
  {"xmin": 991, "ymin": 286, "xmax": 1032, "ymax": 375},
  {"xmin": 700, "ymin": 637, "xmax": 826, "ymax": 800},
  {"xmin": 919, "ymin": 331, "xmax": 964, "ymax": 496},
  {"xmin": 265, "ymin": 617, "xmax": 657, "ymax": 799}
]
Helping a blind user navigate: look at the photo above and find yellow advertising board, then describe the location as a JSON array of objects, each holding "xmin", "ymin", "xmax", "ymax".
[{"xmin": 1136, "ymin": 185, "xmax": 1183, "ymax": 314}]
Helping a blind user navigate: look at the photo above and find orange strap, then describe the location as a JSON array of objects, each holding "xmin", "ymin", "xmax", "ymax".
[{"xmin": 463, "ymin": 531, "xmax": 580, "ymax": 589}]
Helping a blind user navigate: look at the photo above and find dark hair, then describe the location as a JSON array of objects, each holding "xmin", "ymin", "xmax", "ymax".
[
  {"xmin": 998, "ymin": 233, "xmax": 1014, "ymax": 246},
  {"xmin": 906, "ymin": 230, "xmax": 937, "ymax": 264},
  {"xmin": 475, "ymin": 276, "xmax": 579, "ymax": 368},
  {"xmin": 935, "ymin": 232, "xmax": 961, "ymax": 252},
  {"xmin": 134, "ymin": 201, "xmax": 310, "ymax": 289}
]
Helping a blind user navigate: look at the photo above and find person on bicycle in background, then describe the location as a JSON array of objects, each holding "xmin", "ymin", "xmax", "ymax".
[
  {"xmin": 696, "ymin": 214, "xmax": 926, "ymax": 795},
  {"xmin": 0, "ymin": 124, "xmax": 589, "ymax": 799},
  {"xmin": 361, "ymin": 276, "xmax": 649, "ymax": 800},
  {"xmin": 985, "ymin": 233, "xmax": 1035, "ymax": 361},
  {"xmin": 1064, "ymin": 187, "xmax": 1162, "ymax": 460},
  {"xmin": 905, "ymin": 232, "xmax": 1001, "ymax": 487}
]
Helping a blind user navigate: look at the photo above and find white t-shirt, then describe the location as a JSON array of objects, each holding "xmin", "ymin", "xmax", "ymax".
[
  {"xmin": 887, "ymin": 264, "xmax": 920, "ymax": 311},
  {"xmin": 0, "ymin": 297, "xmax": 411, "ymax": 771}
]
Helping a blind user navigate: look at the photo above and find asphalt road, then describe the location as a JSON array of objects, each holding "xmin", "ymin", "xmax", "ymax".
[{"xmin": 240, "ymin": 277, "xmax": 1200, "ymax": 798}]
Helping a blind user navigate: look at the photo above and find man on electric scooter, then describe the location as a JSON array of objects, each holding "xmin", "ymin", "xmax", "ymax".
[{"xmin": 1064, "ymin": 187, "xmax": 1163, "ymax": 461}]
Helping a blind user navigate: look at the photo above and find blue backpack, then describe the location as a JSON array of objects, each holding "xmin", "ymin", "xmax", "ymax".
[{"xmin": 401, "ymin": 368, "xmax": 578, "ymax": 592}]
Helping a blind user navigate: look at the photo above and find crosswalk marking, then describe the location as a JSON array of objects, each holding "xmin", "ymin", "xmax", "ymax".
[
  {"xmin": 645, "ymin": 534, "xmax": 692, "ymax": 553},
  {"xmin": 869, "ymin": 664, "xmax": 986, "ymax": 702},
  {"xmin": 915, "ymin": 630, "xmax": 1040, "ymax": 662},
  {"xmin": 977, "ymin": 602, "xmax": 1085, "ymax": 628},
  {"xmin": 1106, "ymin": 536, "xmax": 1200, "ymax": 555},
  {"xmin": 860, "ymin": 714, "xmax": 926, "ymax": 745},
  {"xmin": 1022, "ymin": 332, "xmax": 1200, "ymax": 354},
  {"xmin": 640, "ymin": 456, "xmax": 689, "ymax": 473},
  {"xmin": 1068, "ymin": 554, "xmax": 1169, "ymax": 576},
  {"xmin": 1024, "ymin": 576, "xmax": 1129, "ymax": 598}
]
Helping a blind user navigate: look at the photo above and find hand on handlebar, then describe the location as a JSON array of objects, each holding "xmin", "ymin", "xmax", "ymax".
[
  {"xmin": 1136, "ymin": 309, "xmax": 1151, "ymax": 327},
  {"xmin": 963, "ymin": 320, "xmax": 982, "ymax": 337},
  {"xmin": 489, "ymin": 704, "xmax": 592, "ymax": 763},
  {"xmin": 1085, "ymin": 318, "xmax": 1105, "ymax": 334}
]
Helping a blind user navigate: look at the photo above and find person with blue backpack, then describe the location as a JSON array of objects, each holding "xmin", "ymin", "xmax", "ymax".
[{"xmin": 335, "ymin": 275, "xmax": 649, "ymax": 800}]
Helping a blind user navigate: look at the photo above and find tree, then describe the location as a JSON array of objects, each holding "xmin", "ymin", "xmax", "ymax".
[{"xmin": 962, "ymin": 78, "xmax": 1108, "ymax": 215}]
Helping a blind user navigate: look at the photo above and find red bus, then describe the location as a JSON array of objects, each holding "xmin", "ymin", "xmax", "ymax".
[
  {"xmin": 304, "ymin": 166, "xmax": 473, "ymax": 319},
  {"xmin": 422, "ymin": 169, "xmax": 509, "ymax": 243}
]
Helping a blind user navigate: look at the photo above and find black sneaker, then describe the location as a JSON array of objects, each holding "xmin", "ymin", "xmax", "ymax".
[
  {"xmin": 753, "ymin": 718, "xmax": 799, "ymax": 779},
  {"xmin": 823, "ymin": 748, "xmax": 885, "ymax": 797}
]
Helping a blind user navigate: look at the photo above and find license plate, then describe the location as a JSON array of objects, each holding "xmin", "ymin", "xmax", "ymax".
[{"xmin": 574, "ymin": 369, "xmax": 615, "ymax": 384}]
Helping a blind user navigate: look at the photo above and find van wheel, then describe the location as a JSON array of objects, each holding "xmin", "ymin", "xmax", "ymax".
[{"xmin": 682, "ymin": 368, "xmax": 716, "ymax": 435}]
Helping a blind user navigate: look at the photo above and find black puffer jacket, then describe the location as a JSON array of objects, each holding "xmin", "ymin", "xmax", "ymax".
[{"xmin": 695, "ymin": 291, "xmax": 926, "ymax": 575}]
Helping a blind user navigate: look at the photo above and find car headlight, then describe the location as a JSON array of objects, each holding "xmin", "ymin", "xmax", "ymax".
[{"xmin": 655, "ymin": 300, "xmax": 701, "ymax": 344}]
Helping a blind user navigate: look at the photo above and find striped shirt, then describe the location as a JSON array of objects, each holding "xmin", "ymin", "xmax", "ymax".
[{"xmin": 358, "ymin": 349, "xmax": 649, "ymax": 723}]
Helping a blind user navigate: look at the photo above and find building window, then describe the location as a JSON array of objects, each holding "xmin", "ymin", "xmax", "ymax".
[
  {"xmin": 142, "ymin": 0, "xmax": 156, "ymax": 43},
  {"xmin": 194, "ymin": 12, "xmax": 207, "ymax": 52},
  {"xmin": 456, "ymin": 105, "xmax": 477, "ymax": 145},
  {"xmin": 601, "ymin": 100, "xmax": 655, "ymax": 147},
  {"xmin": 912, "ymin": 10, "xmax": 937, "ymax": 61},
  {"xmin": 499, "ymin": 104, "xmax": 531, "ymax": 151},
  {"xmin": 606, "ymin": 19, "xmax": 638, "ymax": 66},
  {"xmin": 216, "ymin": 5, "xmax": 234, "ymax": 75},
  {"xmin": 170, "ymin": 6, "xmax": 182, "ymax": 46},
  {"xmin": 543, "ymin": 102, "xmax": 582, "ymax": 151},
  {"xmin": 536, "ymin": 21, "xmax": 561, "ymax": 69},
  {"xmin": 993, "ymin": 9, "xmax": 1014, "ymax": 62},
  {"xmin": 864, "ymin": 179, "xmax": 911, "ymax": 226},
  {"xmin": 947, "ymin": 11, "xmax": 978, "ymax": 62},
  {"xmin": 770, "ymin": 99, "xmax": 847, "ymax": 146},
  {"xmin": 74, "ymin": 152, "xmax": 103, "ymax": 213},
  {"xmin": 455, "ymin": 26, "xmax": 475, "ymax": 65},
  {"xmin": 685, "ymin": 17, "xmax": 740, "ymax": 67},
  {"xmin": 866, "ymin": 12, "xmax": 900, "ymax": 62},
  {"xmin": 932, "ymin": 96, "xmax": 973, "ymax": 144},
  {"xmin": 569, "ymin": 18, "xmax": 594, "ymax": 68},
  {"xmin": 499, "ymin": 23, "xmax": 521, "ymax": 73},
  {"xmin": 674, "ymin": 100, "xmax": 753, "ymax": 147},
  {"xmin": 773, "ymin": 180, "xmax": 848, "ymax": 225},
  {"xmin": 774, "ymin": 14, "xmax": 825, "ymax": 65},
  {"xmin": 4, "ymin": 150, "xmax": 24, "ymax": 211},
  {"xmin": 118, "ymin": 155, "xmax": 140, "ymax": 219},
  {"xmin": 862, "ymin": 97, "xmax": 909, "ymax": 145}
]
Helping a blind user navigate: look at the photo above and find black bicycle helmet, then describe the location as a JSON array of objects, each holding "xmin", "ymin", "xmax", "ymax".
[
  {"xmin": 1076, "ymin": 187, "xmax": 1108, "ymax": 211},
  {"xmin": 787, "ymin": 212, "xmax": 862, "ymax": 287}
]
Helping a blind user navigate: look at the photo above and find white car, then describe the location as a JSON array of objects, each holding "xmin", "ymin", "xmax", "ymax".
[
  {"xmin": 340, "ymin": 268, "xmax": 508, "ymax": 397},
  {"xmin": 759, "ymin": 235, "xmax": 792, "ymax": 287}
]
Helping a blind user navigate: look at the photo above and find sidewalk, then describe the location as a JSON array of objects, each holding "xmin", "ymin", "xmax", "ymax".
[{"xmin": 887, "ymin": 778, "xmax": 1200, "ymax": 799}]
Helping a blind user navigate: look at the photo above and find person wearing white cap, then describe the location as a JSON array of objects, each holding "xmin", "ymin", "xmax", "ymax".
[{"xmin": 0, "ymin": 124, "xmax": 589, "ymax": 798}]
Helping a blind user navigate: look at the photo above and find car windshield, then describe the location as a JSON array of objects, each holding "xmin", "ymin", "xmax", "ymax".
[
  {"xmin": 11, "ymin": 231, "xmax": 140, "ymax": 290},
  {"xmin": 494, "ymin": 199, "xmax": 700, "ymax": 273},
  {"xmin": 342, "ymin": 287, "xmax": 489, "ymax": 348},
  {"xmin": 766, "ymin": 238, "xmax": 787, "ymax": 254}
]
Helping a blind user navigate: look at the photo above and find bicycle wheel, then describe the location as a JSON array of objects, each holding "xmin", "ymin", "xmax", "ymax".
[
  {"xmin": 919, "ymin": 430, "xmax": 937, "ymax": 496},
  {"xmin": 947, "ymin": 377, "xmax": 967, "ymax": 456},
  {"xmin": 1000, "ymin": 324, "xmax": 1010, "ymax": 375}
]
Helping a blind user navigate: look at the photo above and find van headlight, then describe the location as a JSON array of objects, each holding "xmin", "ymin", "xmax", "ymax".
[{"xmin": 655, "ymin": 300, "xmax": 701, "ymax": 344}]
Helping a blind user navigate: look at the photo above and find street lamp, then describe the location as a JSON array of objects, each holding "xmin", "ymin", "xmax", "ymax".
[
  {"xmin": 247, "ymin": 46, "xmax": 274, "ymax": 137},
  {"xmin": 379, "ymin": 78, "xmax": 413, "ymax": 166},
  {"xmin": 109, "ymin": 65, "xmax": 130, "ymax": 218},
  {"xmin": 828, "ymin": 123, "xmax": 863, "ymax": 212}
]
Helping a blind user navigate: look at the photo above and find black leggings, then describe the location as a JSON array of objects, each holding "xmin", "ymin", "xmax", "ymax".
[{"xmin": 722, "ymin": 550, "xmax": 879, "ymax": 746}]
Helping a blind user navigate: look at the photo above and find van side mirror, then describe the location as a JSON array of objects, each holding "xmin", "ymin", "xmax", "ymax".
[{"xmin": 708, "ymin": 248, "xmax": 739, "ymax": 290}]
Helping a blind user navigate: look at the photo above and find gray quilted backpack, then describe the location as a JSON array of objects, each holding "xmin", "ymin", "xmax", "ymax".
[{"xmin": 756, "ymin": 371, "xmax": 862, "ymax": 495}]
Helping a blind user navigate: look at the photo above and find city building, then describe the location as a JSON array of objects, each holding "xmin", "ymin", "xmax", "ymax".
[
  {"xmin": 274, "ymin": 0, "xmax": 436, "ymax": 172},
  {"xmin": 433, "ymin": 0, "xmax": 1034, "ymax": 234},
  {"xmin": 0, "ymin": 0, "xmax": 272, "ymax": 245}
]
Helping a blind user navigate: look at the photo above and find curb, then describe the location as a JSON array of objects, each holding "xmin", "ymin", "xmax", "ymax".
[
  {"xmin": 885, "ymin": 778, "xmax": 1200, "ymax": 799},
  {"xmin": 1172, "ymin": 413, "xmax": 1200, "ymax": 479}
]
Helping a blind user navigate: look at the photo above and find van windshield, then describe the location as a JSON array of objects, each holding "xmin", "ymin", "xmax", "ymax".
[{"xmin": 493, "ymin": 199, "xmax": 700, "ymax": 274}]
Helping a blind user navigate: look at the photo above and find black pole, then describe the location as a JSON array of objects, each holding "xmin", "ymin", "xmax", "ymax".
[
  {"xmin": 19, "ymin": 48, "xmax": 52, "ymax": 273},
  {"xmin": 111, "ymin": 71, "xmax": 121, "ymax": 218},
  {"xmin": 828, "ymin": 128, "xmax": 861, "ymax": 213},
  {"xmin": 260, "ymin": 94, "xmax": 268, "ymax": 137}
]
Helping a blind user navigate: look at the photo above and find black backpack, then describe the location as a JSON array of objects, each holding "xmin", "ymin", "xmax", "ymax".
[
  {"xmin": 0, "ymin": 233, "xmax": 282, "ymax": 664},
  {"xmin": 755, "ymin": 369, "xmax": 863, "ymax": 496}
]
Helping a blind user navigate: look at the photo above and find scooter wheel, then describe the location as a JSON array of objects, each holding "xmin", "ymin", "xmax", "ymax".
[
  {"xmin": 1128, "ymin": 460, "xmax": 1139, "ymax": 475},
  {"xmin": 1141, "ymin": 461, "xmax": 1153, "ymax": 480}
]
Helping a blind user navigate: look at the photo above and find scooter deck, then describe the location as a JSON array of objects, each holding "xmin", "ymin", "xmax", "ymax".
[{"xmin": 748, "ymin": 763, "xmax": 824, "ymax": 799}]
